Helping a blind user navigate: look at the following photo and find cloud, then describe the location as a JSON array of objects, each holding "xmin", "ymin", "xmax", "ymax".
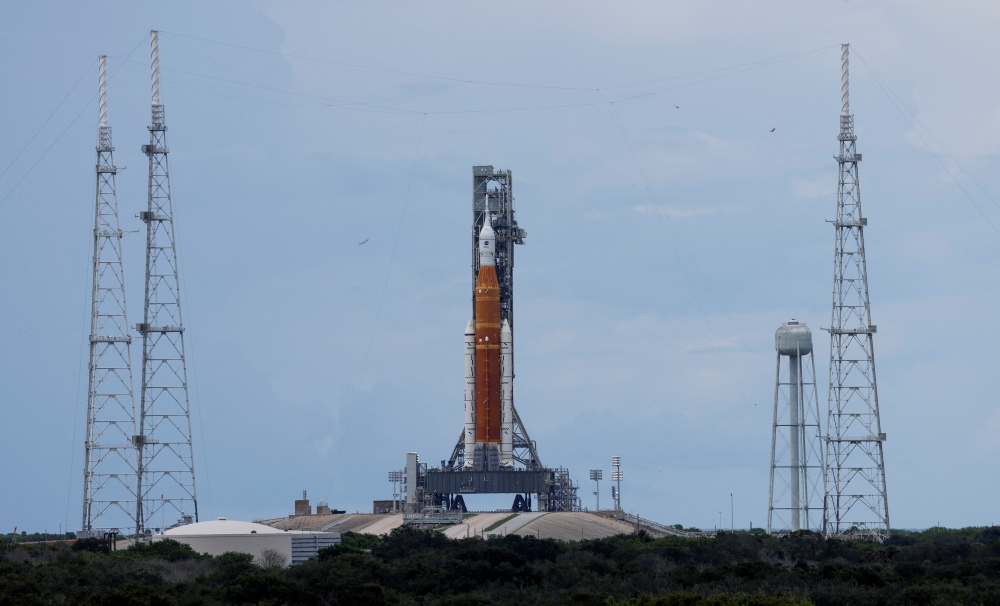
[
  {"xmin": 632, "ymin": 204, "xmax": 715, "ymax": 217},
  {"xmin": 584, "ymin": 211, "xmax": 611, "ymax": 220},
  {"xmin": 975, "ymin": 409, "xmax": 1000, "ymax": 453},
  {"xmin": 790, "ymin": 177, "xmax": 836, "ymax": 200}
]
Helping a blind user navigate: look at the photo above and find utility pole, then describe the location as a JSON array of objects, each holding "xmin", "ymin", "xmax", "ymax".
[
  {"xmin": 389, "ymin": 471, "xmax": 403, "ymax": 514},
  {"xmin": 823, "ymin": 44, "xmax": 890, "ymax": 542},
  {"xmin": 611, "ymin": 456, "xmax": 622, "ymax": 510},
  {"xmin": 82, "ymin": 55, "xmax": 138, "ymax": 536},
  {"xmin": 136, "ymin": 30, "xmax": 198, "ymax": 536},
  {"xmin": 589, "ymin": 470, "xmax": 602, "ymax": 511}
]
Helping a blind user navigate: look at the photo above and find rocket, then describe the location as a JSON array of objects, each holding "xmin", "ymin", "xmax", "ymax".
[{"xmin": 463, "ymin": 217, "xmax": 514, "ymax": 469}]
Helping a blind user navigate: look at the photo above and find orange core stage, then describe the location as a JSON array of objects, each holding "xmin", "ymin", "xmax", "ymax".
[{"xmin": 474, "ymin": 264, "xmax": 501, "ymax": 443}]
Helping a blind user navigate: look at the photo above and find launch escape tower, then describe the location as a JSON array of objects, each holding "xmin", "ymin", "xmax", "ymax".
[
  {"xmin": 768, "ymin": 320, "xmax": 824, "ymax": 533},
  {"xmin": 135, "ymin": 30, "xmax": 198, "ymax": 535},
  {"xmin": 404, "ymin": 166, "xmax": 578, "ymax": 514},
  {"xmin": 823, "ymin": 44, "xmax": 890, "ymax": 540},
  {"xmin": 82, "ymin": 56, "xmax": 139, "ymax": 535}
]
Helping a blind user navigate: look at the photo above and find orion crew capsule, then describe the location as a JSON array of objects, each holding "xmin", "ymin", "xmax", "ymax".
[{"xmin": 463, "ymin": 216, "xmax": 514, "ymax": 469}]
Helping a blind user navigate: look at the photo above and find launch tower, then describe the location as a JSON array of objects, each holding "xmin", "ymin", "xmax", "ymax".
[
  {"xmin": 767, "ymin": 320, "xmax": 823, "ymax": 533},
  {"xmin": 450, "ymin": 166, "xmax": 539, "ymax": 470},
  {"xmin": 823, "ymin": 44, "xmax": 890, "ymax": 540},
  {"xmin": 406, "ymin": 166, "xmax": 578, "ymax": 514},
  {"xmin": 135, "ymin": 30, "xmax": 199, "ymax": 535},
  {"xmin": 82, "ymin": 56, "xmax": 139, "ymax": 535}
]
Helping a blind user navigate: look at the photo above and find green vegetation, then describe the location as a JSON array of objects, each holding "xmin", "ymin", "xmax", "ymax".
[
  {"xmin": 484, "ymin": 513, "xmax": 520, "ymax": 532},
  {"xmin": 2, "ymin": 525, "xmax": 1000, "ymax": 604},
  {"xmin": 2, "ymin": 531, "xmax": 75, "ymax": 543}
]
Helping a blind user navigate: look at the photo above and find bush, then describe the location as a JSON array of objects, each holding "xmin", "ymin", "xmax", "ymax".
[
  {"xmin": 72, "ymin": 537, "xmax": 110, "ymax": 554},
  {"xmin": 122, "ymin": 539, "xmax": 200, "ymax": 561}
]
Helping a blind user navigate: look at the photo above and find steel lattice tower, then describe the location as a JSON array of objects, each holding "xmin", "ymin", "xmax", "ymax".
[
  {"xmin": 768, "ymin": 320, "xmax": 824, "ymax": 533},
  {"xmin": 136, "ymin": 30, "xmax": 198, "ymax": 535},
  {"xmin": 823, "ymin": 44, "xmax": 889, "ymax": 540},
  {"xmin": 82, "ymin": 56, "xmax": 139, "ymax": 535}
]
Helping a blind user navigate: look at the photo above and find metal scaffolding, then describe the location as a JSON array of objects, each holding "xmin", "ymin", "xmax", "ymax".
[
  {"xmin": 136, "ymin": 30, "xmax": 198, "ymax": 535},
  {"xmin": 82, "ymin": 55, "xmax": 139, "ymax": 535},
  {"xmin": 823, "ymin": 44, "xmax": 890, "ymax": 541}
]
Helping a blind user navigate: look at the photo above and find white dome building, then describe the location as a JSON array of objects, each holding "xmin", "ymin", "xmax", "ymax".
[{"xmin": 155, "ymin": 518, "xmax": 339, "ymax": 566}]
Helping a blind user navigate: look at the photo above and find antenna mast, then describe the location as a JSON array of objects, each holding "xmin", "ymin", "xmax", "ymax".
[
  {"xmin": 823, "ymin": 44, "xmax": 890, "ymax": 540},
  {"xmin": 82, "ymin": 55, "xmax": 139, "ymax": 535},
  {"xmin": 136, "ymin": 30, "xmax": 198, "ymax": 535}
]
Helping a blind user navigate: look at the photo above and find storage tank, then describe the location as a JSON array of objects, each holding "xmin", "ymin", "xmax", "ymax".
[
  {"xmin": 775, "ymin": 319, "xmax": 812, "ymax": 355},
  {"xmin": 768, "ymin": 319, "xmax": 820, "ymax": 534}
]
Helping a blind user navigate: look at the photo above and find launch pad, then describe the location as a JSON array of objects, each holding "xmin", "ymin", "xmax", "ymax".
[{"xmin": 401, "ymin": 166, "xmax": 580, "ymax": 514}]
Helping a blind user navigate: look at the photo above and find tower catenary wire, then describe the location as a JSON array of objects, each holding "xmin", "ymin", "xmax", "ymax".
[
  {"xmin": 135, "ymin": 30, "xmax": 198, "ymax": 535},
  {"xmin": 823, "ymin": 44, "xmax": 889, "ymax": 541},
  {"xmin": 82, "ymin": 55, "xmax": 139, "ymax": 535}
]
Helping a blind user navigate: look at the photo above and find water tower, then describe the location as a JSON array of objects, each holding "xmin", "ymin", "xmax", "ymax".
[{"xmin": 767, "ymin": 320, "xmax": 824, "ymax": 532}]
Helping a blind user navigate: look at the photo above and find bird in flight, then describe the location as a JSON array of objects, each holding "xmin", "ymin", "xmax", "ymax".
[
  {"xmin": 674, "ymin": 105, "xmax": 680, "ymax": 109},
  {"xmin": 770, "ymin": 128, "xmax": 776, "ymax": 132},
  {"xmin": 358, "ymin": 239, "xmax": 369, "ymax": 245}
]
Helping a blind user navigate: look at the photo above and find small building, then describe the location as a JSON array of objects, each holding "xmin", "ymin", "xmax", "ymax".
[
  {"xmin": 373, "ymin": 500, "xmax": 400, "ymax": 514},
  {"xmin": 156, "ymin": 518, "xmax": 339, "ymax": 566}
]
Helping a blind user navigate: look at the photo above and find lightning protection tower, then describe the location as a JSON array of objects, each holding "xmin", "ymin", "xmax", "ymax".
[
  {"xmin": 135, "ymin": 30, "xmax": 198, "ymax": 535},
  {"xmin": 823, "ymin": 44, "xmax": 889, "ymax": 541},
  {"xmin": 767, "ymin": 320, "xmax": 823, "ymax": 533},
  {"xmin": 82, "ymin": 55, "xmax": 139, "ymax": 535}
]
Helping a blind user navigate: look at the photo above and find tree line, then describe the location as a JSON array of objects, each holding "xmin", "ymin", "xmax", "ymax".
[{"xmin": 2, "ymin": 525, "xmax": 999, "ymax": 604}]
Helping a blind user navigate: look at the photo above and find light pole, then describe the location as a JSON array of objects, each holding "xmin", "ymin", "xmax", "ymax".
[
  {"xmin": 590, "ymin": 470, "xmax": 603, "ymax": 511},
  {"xmin": 388, "ymin": 471, "xmax": 403, "ymax": 514},
  {"xmin": 730, "ymin": 493, "xmax": 734, "ymax": 531},
  {"xmin": 611, "ymin": 456, "xmax": 623, "ymax": 511}
]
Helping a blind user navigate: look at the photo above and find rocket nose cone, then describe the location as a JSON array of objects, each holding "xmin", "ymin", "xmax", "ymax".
[
  {"xmin": 500, "ymin": 319, "xmax": 511, "ymax": 335},
  {"xmin": 465, "ymin": 319, "xmax": 475, "ymax": 335},
  {"xmin": 479, "ymin": 218, "xmax": 495, "ymax": 240}
]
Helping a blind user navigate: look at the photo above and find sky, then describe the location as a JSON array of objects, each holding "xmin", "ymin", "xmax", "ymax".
[{"xmin": 2, "ymin": 0, "xmax": 1000, "ymax": 534}]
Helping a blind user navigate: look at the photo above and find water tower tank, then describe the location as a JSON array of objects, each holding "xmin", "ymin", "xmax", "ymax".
[{"xmin": 775, "ymin": 319, "xmax": 812, "ymax": 355}]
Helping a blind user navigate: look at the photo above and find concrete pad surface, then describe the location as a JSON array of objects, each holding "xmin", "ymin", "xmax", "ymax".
[
  {"xmin": 353, "ymin": 515, "xmax": 405, "ymax": 536},
  {"xmin": 513, "ymin": 512, "xmax": 635, "ymax": 540},
  {"xmin": 486, "ymin": 512, "xmax": 547, "ymax": 537},
  {"xmin": 443, "ymin": 513, "xmax": 517, "ymax": 540}
]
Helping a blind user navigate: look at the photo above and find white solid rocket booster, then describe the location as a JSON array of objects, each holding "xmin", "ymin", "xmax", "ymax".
[
  {"xmin": 500, "ymin": 319, "xmax": 513, "ymax": 467},
  {"xmin": 463, "ymin": 319, "xmax": 476, "ymax": 468}
]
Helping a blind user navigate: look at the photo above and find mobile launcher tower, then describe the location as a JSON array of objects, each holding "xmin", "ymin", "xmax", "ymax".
[{"xmin": 404, "ymin": 167, "xmax": 580, "ymax": 514}]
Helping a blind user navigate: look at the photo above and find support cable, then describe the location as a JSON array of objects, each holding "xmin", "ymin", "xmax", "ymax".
[
  {"xmin": 327, "ymin": 113, "xmax": 428, "ymax": 498},
  {"xmin": 161, "ymin": 30, "xmax": 833, "ymax": 94},
  {"xmin": 0, "ymin": 37, "xmax": 147, "ymax": 208},
  {"xmin": 852, "ymin": 48, "xmax": 1000, "ymax": 238},
  {"xmin": 0, "ymin": 57, "xmax": 97, "ymax": 183},
  {"xmin": 151, "ymin": 32, "xmax": 833, "ymax": 115},
  {"xmin": 598, "ymin": 90, "xmax": 765, "ymax": 435}
]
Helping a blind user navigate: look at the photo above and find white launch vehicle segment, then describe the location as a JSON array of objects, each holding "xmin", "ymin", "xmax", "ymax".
[
  {"xmin": 500, "ymin": 319, "xmax": 513, "ymax": 467},
  {"xmin": 479, "ymin": 219, "xmax": 495, "ymax": 266},
  {"xmin": 463, "ymin": 319, "xmax": 476, "ymax": 468}
]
